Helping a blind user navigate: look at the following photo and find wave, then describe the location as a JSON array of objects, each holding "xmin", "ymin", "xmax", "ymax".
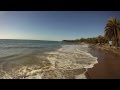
[
  {"xmin": 0, "ymin": 46, "xmax": 46, "ymax": 49},
  {"xmin": 45, "ymin": 45, "xmax": 98, "ymax": 79},
  {"xmin": 0, "ymin": 44, "xmax": 98, "ymax": 79}
]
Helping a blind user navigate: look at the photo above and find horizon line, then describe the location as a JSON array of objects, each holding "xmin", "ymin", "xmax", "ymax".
[{"xmin": 0, "ymin": 38, "xmax": 62, "ymax": 42}]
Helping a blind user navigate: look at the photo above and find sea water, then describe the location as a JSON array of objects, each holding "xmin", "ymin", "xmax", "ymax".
[{"xmin": 0, "ymin": 39, "xmax": 98, "ymax": 79}]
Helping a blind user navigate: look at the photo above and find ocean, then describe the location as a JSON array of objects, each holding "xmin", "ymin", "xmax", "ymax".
[{"xmin": 0, "ymin": 39, "xmax": 98, "ymax": 79}]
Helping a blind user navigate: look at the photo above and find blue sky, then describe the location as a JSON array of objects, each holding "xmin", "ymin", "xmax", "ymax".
[{"xmin": 0, "ymin": 11, "xmax": 120, "ymax": 41}]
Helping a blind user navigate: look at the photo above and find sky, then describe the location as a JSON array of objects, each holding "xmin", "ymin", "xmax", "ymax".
[{"xmin": 0, "ymin": 11, "xmax": 120, "ymax": 41}]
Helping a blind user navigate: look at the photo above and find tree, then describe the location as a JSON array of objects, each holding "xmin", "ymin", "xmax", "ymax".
[
  {"xmin": 97, "ymin": 35, "xmax": 105, "ymax": 45},
  {"xmin": 104, "ymin": 17, "xmax": 120, "ymax": 47},
  {"xmin": 97, "ymin": 35, "xmax": 102, "ymax": 45}
]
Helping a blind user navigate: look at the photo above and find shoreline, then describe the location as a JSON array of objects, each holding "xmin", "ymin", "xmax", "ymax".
[{"xmin": 85, "ymin": 44, "xmax": 120, "ymax": 79}]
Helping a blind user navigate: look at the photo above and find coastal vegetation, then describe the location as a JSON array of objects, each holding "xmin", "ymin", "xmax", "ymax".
[
  {"xmin": 63, "ymin": 35, "xmax": 107, "ymax": 45},
  {"xmin": 104, "ymin": 17, "xmax": 120, "ymax": 47},
  {"xmin": 63, "ymin": 17, "xmax": 120, "ymax": 48}
]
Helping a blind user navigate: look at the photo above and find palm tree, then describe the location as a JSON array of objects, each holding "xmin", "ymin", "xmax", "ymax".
[{"xmin": 104, "ymin": 17, "xmax": 120, "ymax": 47}]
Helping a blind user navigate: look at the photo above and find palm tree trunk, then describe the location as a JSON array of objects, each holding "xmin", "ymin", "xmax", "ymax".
[{"xmin": 115, "ymin": 39, "xmax": 119, "ymax": 48}]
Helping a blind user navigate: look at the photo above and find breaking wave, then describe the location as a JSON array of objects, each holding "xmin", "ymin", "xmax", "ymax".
[{"xmin": 0, "ymin": 44, "xmax": 98, "ymax": 79}]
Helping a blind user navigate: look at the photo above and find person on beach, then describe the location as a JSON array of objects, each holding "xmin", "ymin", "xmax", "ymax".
[{"xmin": 109, "ymin": 41, "xmax": 112, "ymax": 47}]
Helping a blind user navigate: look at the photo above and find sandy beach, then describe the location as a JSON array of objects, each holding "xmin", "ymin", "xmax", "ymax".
[{"xmin": 86, "ymin": 45, "xmax": 120, "ymax": 79}]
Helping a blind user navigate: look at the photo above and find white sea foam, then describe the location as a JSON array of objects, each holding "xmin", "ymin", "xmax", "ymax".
[
  {"xmin": 47, "ymin": 45, "xmax": 98, "ymax": 69},
  {"xmin": 0, "ymin": 44, "xmax": 98, "ymax": 79},
  {"xmin": 45, "ymin": 44, "xmax": 98, "ymax": 79},
  {"xmin": 75, "ymin": 74, "xmax": 87, "ymax": 79}
]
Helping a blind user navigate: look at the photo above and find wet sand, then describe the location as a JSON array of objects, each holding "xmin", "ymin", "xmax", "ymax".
[{"xmin": 86, "ymin": 45, "xmax": 120, "ymax": 79}]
